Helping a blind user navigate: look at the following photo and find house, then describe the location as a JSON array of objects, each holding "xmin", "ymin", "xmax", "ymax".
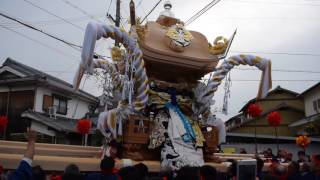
[
  {"xmin": 289, "ymin": 82, "xmax": 320, "ymax": 137},
  {"xmin": 224, "ymin": 85, "xmax": 320, "ymax": 155},
  {"xmin": 226, "ymin": 86, "xmax": 305, "ymax": 137},
  {"xmin": 0, "ymin": 58, "xmax": 99, "ymax": 144}
]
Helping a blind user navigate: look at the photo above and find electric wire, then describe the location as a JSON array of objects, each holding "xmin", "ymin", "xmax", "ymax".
[
  {"xmin": 233, "ymin": 67, "xmax": 320, "ymax": 74},
  {"xmin": 136, "ymin": 0, "xmax": 144, "ymax": 9},
  {"xmin": 0, "ymin": 24, "xmax": 79, "ymax": 62},
  {"xmin": 185, "ymin": 0, "xmax": 222, "ymax": 25},
  {"xmin": 61, "ymin": 0, "xmax": 103, "ymax": 23},
  {"xmin": 23, "ymin": 0, "xmax": 85, "ymax": 31},
  {"xmin": 0, "ymin": 14, "xmax": 105, "ymax": 28},
  {"xmin": 141, "ymin": 0, "xmax": 163, "ymax": 23},
  {"xmin": 107, "ymin": 0, "xmax": 113, "ymax": 16},
  {"xmin": 230, "ymin": 50, "xmax": 320, "ymax": 57},
  {"xmin": 0, "ymin": 12, "xmax": 81, "ymax": 50},
  {"xmin": 225, "ymin": 0, "xmax": 320, "ymax": 7},
  {"xmin": 0, "ymin": 12, "xmax": 110, "ymax": 59}
]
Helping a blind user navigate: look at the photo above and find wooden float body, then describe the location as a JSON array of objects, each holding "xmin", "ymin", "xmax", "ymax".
[{"xmin": 0, "ymin": 140, "xmax": 281, "ymax": 173}]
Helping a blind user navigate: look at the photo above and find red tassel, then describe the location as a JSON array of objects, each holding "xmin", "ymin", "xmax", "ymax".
[
  {"xmin": 247, "ymin": 104, "xmax": 262, "ymax": 118},
  {"xmin": 267, "ymin": 111, "xmax": 281, "ymax": 127},
  {"xmin": 0, "ymin": 115, "xmax": 8, "ymax": 132},
  {"xmin": 76, "ymin": 119, "xmax": 91, "ymax": 134}
]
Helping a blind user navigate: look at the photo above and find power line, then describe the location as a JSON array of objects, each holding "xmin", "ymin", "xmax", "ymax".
[
  {"xmin": 234, "ymin": 67, "xmax": 320, "ymax": 74},
  {"xmin": 0, "ymin": 12, "xmax": 110, "ymax": 60},
  {"xmin": 141, "ymin": 0, "xmax": 163, "ymax": 23},
  {"xmin": 60, "ymin": 0, "xmax": 103, "ymax": 23},
  {"xmin": 185, "ymin": 0, "xmax": 222, "ymax": 25},
  {"xmin": 23, "ymin": 0, "xmax": 85, "ymax": 31},
  {"xmin": 0, "ymin": 14, "xmax": 105, "ymax": 27},
  {"xmin": 107, "ymin": 0, "xmax": 113, "ymax": 16},
  {"xmin": 206, "ymin": 16, "xmax": 320, "ymax": 21},
  {"xmin": 0, "ymin": 12, "xmax": 81, "ymax": 50},
  {"xmin": 136, "ymin": 0, "xmax": 144, "ymax": 9},
  {"xmin": 0, "ymin": 25, "xmax": 79, "ymax": 62},
  {"xmin": 225, "ymin": 0, "xmax": 320, "ymax": 7},
  {"xmin": 230, "ymin": 50, "xmax": 320, "ymax": 57}
]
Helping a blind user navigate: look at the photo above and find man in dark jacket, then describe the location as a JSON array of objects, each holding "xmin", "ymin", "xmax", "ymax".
[{"xmin": 86, "ymin": 156, "xmax": 118, "ymax": 180}]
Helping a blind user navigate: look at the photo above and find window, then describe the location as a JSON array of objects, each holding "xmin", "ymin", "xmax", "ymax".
[
  {"xmin": 313, "ymin": 99, "xmax": 320, "ymax": 113},
  {"xmin": 53, "ymin": 96, "xmax": 68, "ymax": 115},
  {"xmin": 42, "ymin": 95, "xmax": 53, "ymax": 111}
]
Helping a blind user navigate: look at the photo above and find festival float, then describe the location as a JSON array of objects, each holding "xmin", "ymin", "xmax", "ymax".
[
  {"xmin": 72, "ymin": 0, "xmax": 272, "ymax": 170},
  {"xmin": 1, "ymin": 0, "xmax": 272, "ymax": 172}
]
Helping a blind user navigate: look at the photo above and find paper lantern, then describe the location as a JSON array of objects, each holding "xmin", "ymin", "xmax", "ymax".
[
  {"xmin": 267, "ymin": 111, "xmax": 281, "ymax": 127},
  {"xmin": 247, "ymin": 104, "xmax": 262, "ymax": 118},
  {"xmin": 296, "ymin": 135, "xmax": 310, "ymax": 149},
  {"xmin": 76, "ymin": 119, "xmax": 91, "ymax": 135},
  {"xmin": 0, "ymin": 115, "xmax": 8, "ymax": 132}
]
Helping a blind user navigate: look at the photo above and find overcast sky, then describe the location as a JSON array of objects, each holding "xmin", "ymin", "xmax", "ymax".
[{"xmin": 1, "ymin": 0, "xmax": 320, "ymax": 120}]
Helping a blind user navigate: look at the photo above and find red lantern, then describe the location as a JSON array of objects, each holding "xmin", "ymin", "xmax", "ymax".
[
  {"xmin": 0, "ymin": 115, "xmax": 8, "ymax": 132},
  {"xmin": 247, "ymin": 104, "xmax": 262, "ymax": 118},
  {"xmin": 267, "ymin": 111, "xmax": 282, "ymax": 127},
  {"xmin": 76, "ymin": 119, "xmax": 91, "ymax": 135}
]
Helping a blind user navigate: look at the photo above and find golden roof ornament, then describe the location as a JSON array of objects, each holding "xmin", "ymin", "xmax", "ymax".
[{"xmin": 165, "ymin": 23, "xmax": 193, "ymax": 52}]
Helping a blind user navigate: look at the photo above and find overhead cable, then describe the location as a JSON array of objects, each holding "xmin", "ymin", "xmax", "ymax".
[
  {"xmin": 141, "ymin": 0, "xmax": 163, "ymax": 23},
  {"xmin": 234, "ymin": 67, "xmax": 320, "ymax": 74},
  {"xmin": 0, "ymin": 24, "xmax": 79, "ymax": 61},
  {"xmin": 61, "ymin": 0, "xmax": 103, "ymax": 23},
  {"xmin": 0, "ymin": 12, "xmax": 110, "ymax": 59},
  {"xmin": 0, "ymin": 12, "xmax": 81, "ymax": 50},
  {"xmin": 185, "ymin": 0, "xmax": 222, "ymax": 25},
  {"xmin": 230, "ymin": 50, "xmax": 320, "ymax": 57},
  {"xmin": 0, "ymin": 14, "xmax": 105, "ymax": 28},
  {"xmin": 23, "ymin": 0, "xmax": 85, "ymax": 31}
]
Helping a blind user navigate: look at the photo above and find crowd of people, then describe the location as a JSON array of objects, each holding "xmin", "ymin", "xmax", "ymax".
[{"xmin": 0, "ymin": 129, "xmax": 319, "ymax": 180}]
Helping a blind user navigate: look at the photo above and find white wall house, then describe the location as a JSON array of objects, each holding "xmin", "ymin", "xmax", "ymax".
[
  {"xmin": 288, "ymin": 82, "xmax": 320, "ymax": 136},
  {"xmin": 300, "ymin": 82, "xmax": 320, "ymax": 116},
  {"xmin": 0, "ymin": 58, "xmax": 98, "ymax": 141}
]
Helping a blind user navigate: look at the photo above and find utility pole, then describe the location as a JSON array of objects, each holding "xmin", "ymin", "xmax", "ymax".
[
  {"xmin": 130, "ymin": 0, "xmax": 136, "ymax": 26},
  {"xmin": 115, "ymin": 0, "xmax": 121, "ymax": 47}
]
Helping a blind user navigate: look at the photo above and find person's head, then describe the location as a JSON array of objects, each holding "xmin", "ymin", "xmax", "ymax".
[
  {"xmin": 32, "ymin": 165, "xmax": 46, "ymax": 180},
  {"xmin": 175, "ymin": 166, "xmax": 200, "ymax": 180},
  {"xmin": 62, "ymin": 164, "xmax": 84, "ymax": 180},
  {"xmin": 134, "ymin": 163, "xmax": 148, "ymax": 179},
  {"xmin": 108, "ymin": 140, "xmax": 122, "ymax": 159},
  {"xmin": 239, "ymin": 148, "xmax": 247, "ymax": 154},
  {"xmin": 64, "ymin": 164, "xmax": 80, "ymax": 174},
  {"xmin": 263, "ymin": 151, "xmax": 268, "ymax": 158},
  {"xmin": 287, "ymin": 161, "xmax": 300, "ymax": 176},
  {"xmin": 278, "ymin": 149, "xmax": 287, "ymax": 158},
  {"xmin": 286, "ymin": 153, "xmax": 293, "ymax": 162},
  {"xmin": 266, "ymin": 148, "xmax": 273, "ymax": 157},
  {"xmin": 298, "ymin": 151, "xmax": 306, "ymax": 161},
  {"xmin": 100, "ymin": 156, "xmax": 115, "ymax": 172},
  {"xmin": 256, "ymin": 158, "xmax": 264, "ymax": 173},
  {"xmin": 119, "ymin": 166, "xmax": 140, "ymax": 180},
  {"xmin": 200, "ymin": 165, "xmax": 217, "ymax": 180}
]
